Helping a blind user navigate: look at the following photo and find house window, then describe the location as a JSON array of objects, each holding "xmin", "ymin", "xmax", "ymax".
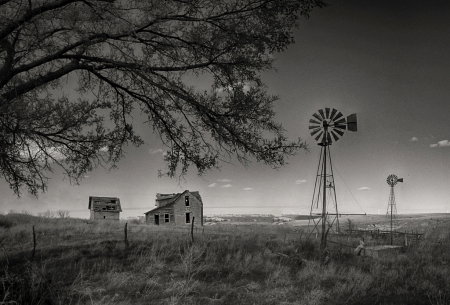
[
  {"xmin": 186, "ymin": 212, "xmax": 191, "ymax": 223},
  {"xmin": 164, "ymin": 213, "xmax": 170, "ymax": 223},
  {"xmin": 185, "ymin": 196, "xmax": 190, "ymax": 206}
]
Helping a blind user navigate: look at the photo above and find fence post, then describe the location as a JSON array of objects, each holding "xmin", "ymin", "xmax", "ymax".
[
  {"xmin": 32, "ymin": 225, "xmax": 36, "ymax": 260},
  {"xmin": 191, "ymin": 217, "xmax": 195, "ymax": 244},
  {"xmin": 124, "ymin": 223, "xmax": 129, "ymax": 247}
]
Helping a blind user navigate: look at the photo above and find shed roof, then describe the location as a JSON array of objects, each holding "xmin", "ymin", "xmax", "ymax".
[{"xmin": 88, "ymin": 196, "xmax": 122, "ymax": 212}]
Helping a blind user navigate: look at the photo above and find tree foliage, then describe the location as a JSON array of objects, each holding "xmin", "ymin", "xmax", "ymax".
[{"xmin": 0, "ymin": 0, "xmax": 325, "ymax": 196}]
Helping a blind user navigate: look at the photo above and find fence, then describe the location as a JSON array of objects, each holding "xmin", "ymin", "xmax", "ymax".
[
  {"xmin": 344, "ymin": 229, "xmax": 423, "ymax": 243},
  {"xmin": 0, "ymin": 220, "xmax": 427, "ymax": 261},
  {"xmin": 0, "ymin": 220, "xmax": 311, "ymax": 260}
]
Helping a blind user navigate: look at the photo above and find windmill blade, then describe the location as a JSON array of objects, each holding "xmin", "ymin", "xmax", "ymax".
[
  {"xmin": 312, "ymin": 112, "xmax": 322, "ymax": 122},
  {"xmin": 318, "ymin": 109, "xmax": 326, "ymax": 119},
  {"xmin": 325, "ymin": 108, "xmax": 330, "ymax": 118},
  {"xmin": 329, "ymin": 108, "xmax": 338, "ymax": 120},
  {"xmin": 330, "ymin": 130, "xmax": 340, "ymax": 141},
  {"xmin": 310, "ymin": 128, "xmax": 322, "ymax": 136},
  {"xmin": 332, "ymin": 128, "xmax": 344, "ymax": 137},
  {"xmin": 334, "ymin": 117, "xmax": 346, "ymax": 125},
  {"xmin": 334, "ymin": 112, "xmax": 343, "ymax": 121},
  {"xmin": 347, "ymin": 113, "xmax": 357, "ymax": 132},
  {"xmin": 314, "ymin": 131, "xmax": 324, "ymax": 141},
  {"xmin": 309, "ymin": 125, "xmax": 321, "ymax": 130},
  {"xmin": 309, "ymin": 119, "xmax": 321, "ymax": 125}
]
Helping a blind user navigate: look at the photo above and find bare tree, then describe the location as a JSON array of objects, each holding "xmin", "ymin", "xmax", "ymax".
[
  {"xmin": 56, "ymin": 210, "xmax": 70, "ymax": 219},
  {"xmin": 0, "ymin": 0, "xmax": 324, "ymax": 196},
  {"xmin": 38, "ymin": 209, "xmax": 55, "ymax": 218}
]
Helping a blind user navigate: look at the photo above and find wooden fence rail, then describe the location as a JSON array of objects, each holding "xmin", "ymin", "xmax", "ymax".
[{"xmin": 343, "ymin": 229, "xmax": 423, "ymax": 241}]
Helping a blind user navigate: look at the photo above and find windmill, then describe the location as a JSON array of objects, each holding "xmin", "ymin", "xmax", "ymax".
[
  {"xmin": 386, "ymin": 174, "xmax": 403, "ymax": 245},
  {"xmin": 309, "ymin": 108, "xmax": 357, "ymax": 249}
]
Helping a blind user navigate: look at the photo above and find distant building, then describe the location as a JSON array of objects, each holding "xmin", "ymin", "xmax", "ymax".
[
  {"xmin": 144, "ymin": 190, "xmax": 203, "ymax": 226},
  {"xmin": 88, "ymin": 196, "xmax": 122, "ymax": 220}
]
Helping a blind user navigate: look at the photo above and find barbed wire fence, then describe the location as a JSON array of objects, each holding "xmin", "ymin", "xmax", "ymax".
[{"xmin": 0, "ymin": 218, "xmax": 428, "ymax": 261}]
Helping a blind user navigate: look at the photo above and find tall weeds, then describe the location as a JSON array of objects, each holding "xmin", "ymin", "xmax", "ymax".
[{"xmin": 0, "ymin": 213, "xmax": 449, "ymax": 304}]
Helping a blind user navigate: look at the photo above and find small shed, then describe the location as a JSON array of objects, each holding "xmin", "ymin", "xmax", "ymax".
[
  {"xmin": 144, "ymin": 190, "xmax": 203, "ymax": 226},
  {"xmin": 88, "ymin": 196, "xmax": 122, "ymax": 220}
]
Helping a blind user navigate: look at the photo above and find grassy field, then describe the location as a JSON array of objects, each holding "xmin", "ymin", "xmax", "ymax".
[{"xmin": 1, "ymin": 213, "xmax": 450, "ymax": 304}]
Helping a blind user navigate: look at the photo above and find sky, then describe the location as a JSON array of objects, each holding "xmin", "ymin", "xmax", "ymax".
[{"xmin": 1, "ymin": 0, "xmax": 450, "ymax": 218}]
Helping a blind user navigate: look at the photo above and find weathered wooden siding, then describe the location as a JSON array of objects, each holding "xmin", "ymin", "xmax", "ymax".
[
  {"xmin": 91, "ymin": 210, "xmax": 120, "ymax": 220},
  {"xmin": 146, "ymin": 207, "xmax": 175, "ymax": 225},
  {"xmin": 145, "ymin": 191, "xmax": 203, "ymax": 226},
  {"xmin": 173, "ymin": 193, "xmax": 203, "ymax": 226},
  {"xmin": 89, "ymin": 196, "xmax": 121, "ymax": 221}
]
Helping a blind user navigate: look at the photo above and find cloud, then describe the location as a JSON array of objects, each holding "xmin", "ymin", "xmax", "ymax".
[
  {"xmin": 243, "ymin": 188, "xmax": 253, "ymax": 191},
  {"xmin": 410, "ymin": 137, "xmax": 418, "ymax": 142},
  {"xmin": 437, "ymin": 140, "xmax": 450, "ymax": 147},
  {"xmin": 221, "ymin": 184, "xmax": 233, "ymax": 188},
  {"xmin": 208, "ymin": 183, "xmax": 217, "ymax": 188},
  {"xmin": 430, "ymin": 140, "xmax": 450, "ymax": 147},
  {"xmin": 217, "ymin": 179, "xmax": 231, "ymax": 182},
  {"xmin": 358, "ymin": 187, "xmax": 370, "ymax": 191},
  {"xmin": 149, "ymin": 148, "xmax": 164, "ymax": 154},
  {"xmin": 295, "ymin": 179, "xmax": 307, "ymax": 185}
]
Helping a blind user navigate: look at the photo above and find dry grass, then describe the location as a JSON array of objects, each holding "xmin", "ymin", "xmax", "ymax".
[{"xmin": 0, "ymin": 213, "xmax": 449, "ymax": 304}]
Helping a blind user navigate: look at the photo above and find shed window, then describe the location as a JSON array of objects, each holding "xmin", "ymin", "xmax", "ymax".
[
  {"xmin": 185, "ymin": 196, "xmax": 190, "ymax": 206},
  {"xmin": 164, "ymin": 213, "xmax": 170, "ymax": 223},
  {"xmin": 186, "ymin": 212, "xmax": 191, "ymax": 223}
]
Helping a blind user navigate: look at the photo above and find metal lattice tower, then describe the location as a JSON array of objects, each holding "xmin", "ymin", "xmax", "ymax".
[
  {"xmin": 308, "ymin": 108, "xmax": 357, "ymax": 249},
  {"xmin": 310, "ymin": 146, "xmax": 339, "ymax": 243},
  {"xmin": 386, "ymin": 174, "xmax": 403, "ymax": 245}
]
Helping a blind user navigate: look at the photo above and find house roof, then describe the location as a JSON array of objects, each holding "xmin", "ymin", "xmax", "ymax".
[
  {"xmin": 144, "ymin": 190, "xmax": 202, "ymax": 215},
  {"xmin": 88, "ymin": 196, "xmax": 122, "ymax": 212},
  {"xmin": 155, "ymin": 193, "xmax": 181, "ymax": 206}
]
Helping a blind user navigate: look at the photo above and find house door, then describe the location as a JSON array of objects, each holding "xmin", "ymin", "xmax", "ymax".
[{"xmin": 154, "ymin": 214, "xmax": 159, "ymax": 225}]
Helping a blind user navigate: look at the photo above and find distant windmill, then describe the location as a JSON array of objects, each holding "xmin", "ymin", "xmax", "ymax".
[
  {"xmin": 308, "ymin": 108, "xmax": 357, "ymax": 249},
  {"xmin": 386, "ymin": 174, "xmax": 403, "ymax": 245}
]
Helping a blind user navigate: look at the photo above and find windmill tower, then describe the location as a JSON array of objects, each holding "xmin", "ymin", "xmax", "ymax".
[
  {"xmin": 386, "ymin": 174, "xmax": 403, "ymax": 245},
  {"xmin": 308, "ymin": 108, "xmax": 357, "ymax": 249}
]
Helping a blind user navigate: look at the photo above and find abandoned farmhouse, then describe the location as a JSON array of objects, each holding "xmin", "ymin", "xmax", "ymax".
[
  {"xmin": 88, "ymin": 196, "xmax": 122, "ymax": 220},
  {"xmin": 144, "ymin": 190, "xmax": 203, "ymax": 226}
]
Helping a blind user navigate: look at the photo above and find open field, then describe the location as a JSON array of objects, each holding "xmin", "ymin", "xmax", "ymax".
[{"xmin": 1, "ymin": 213, "xmax": 450, "ymax": 304}]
